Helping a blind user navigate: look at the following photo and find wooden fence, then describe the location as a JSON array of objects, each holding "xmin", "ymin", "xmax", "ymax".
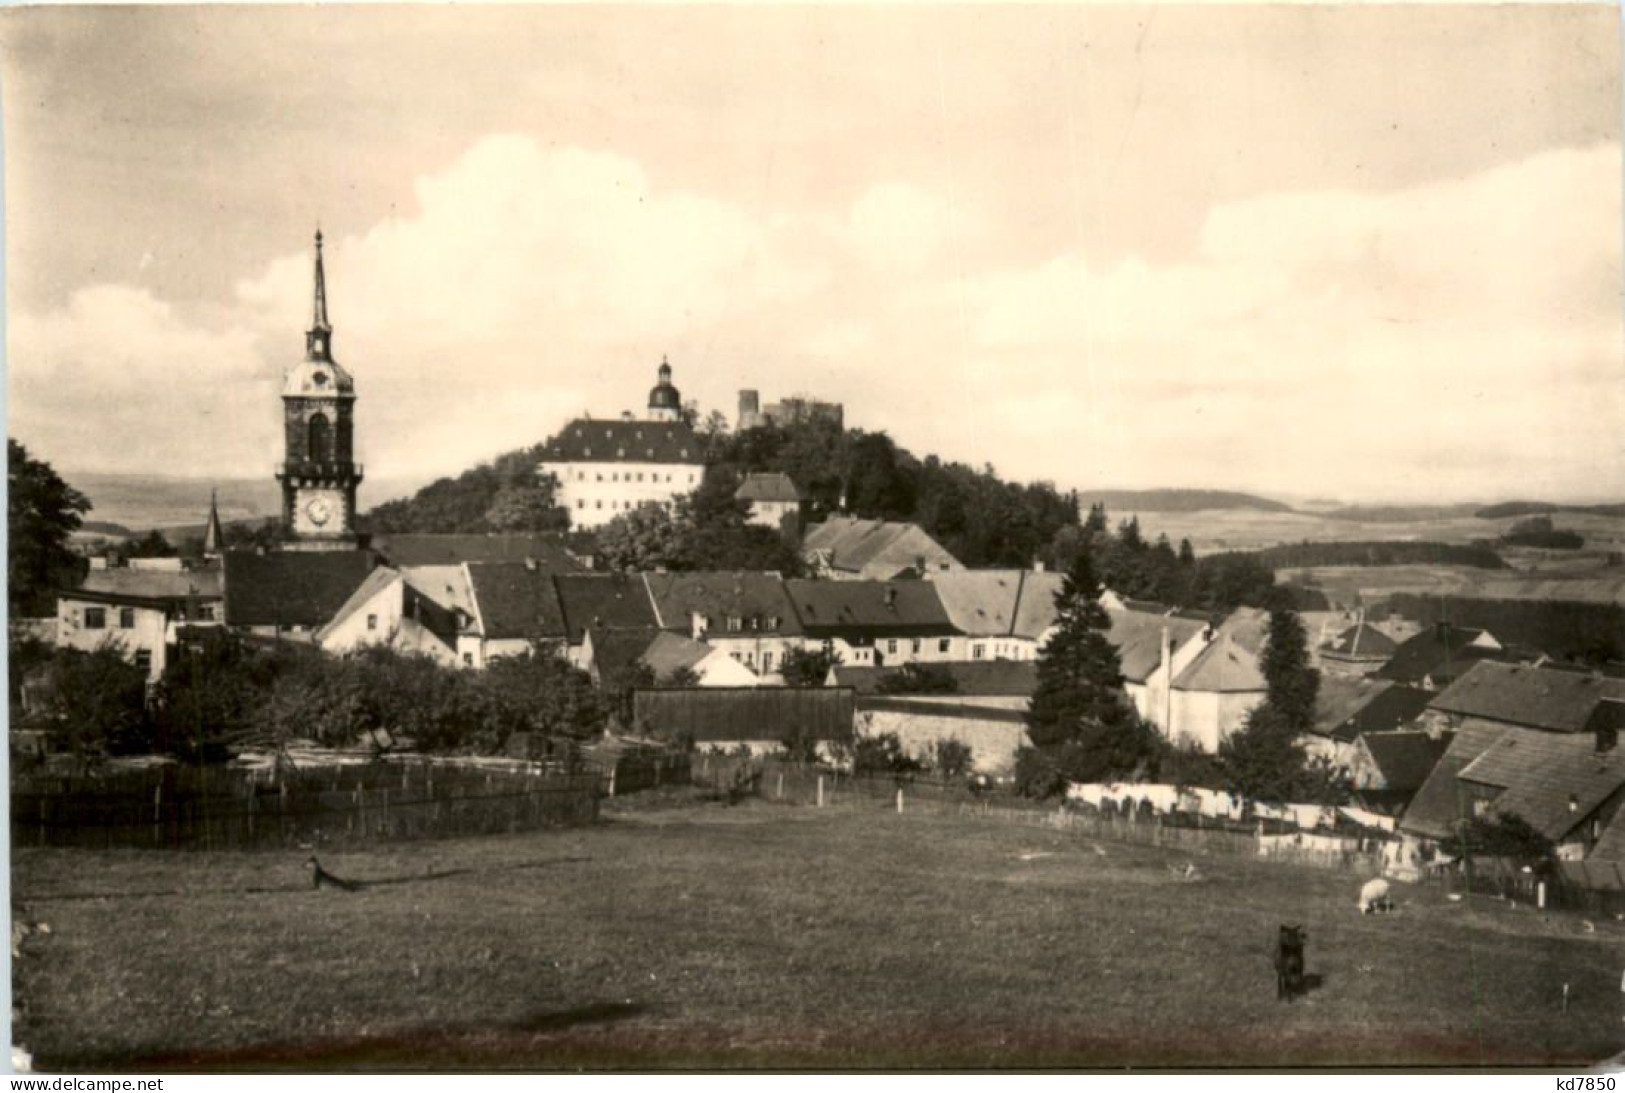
[{"xmin": 11, "ymin": 760, "xmax": 602, "ymax": 851}]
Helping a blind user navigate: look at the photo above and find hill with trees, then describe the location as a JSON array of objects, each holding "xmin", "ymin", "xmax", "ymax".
[
  {"xmin": 1232, "ymin": 540, "xmax": 1509, "ymax": 570},
  {"xmin": 1476, "ymin": 500, "xmax": 1625, "ymax": 519},
  {"xmin": 1072, "ymin": 489, "xmax": 1292, "ymax": 514}
]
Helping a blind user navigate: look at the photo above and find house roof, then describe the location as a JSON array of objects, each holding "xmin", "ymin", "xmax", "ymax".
[
  {"xmin": 1399, "ymin": 720, "xmax": 1508, "ymax": 840},
  {"xmin": 640, "ymin": 631, "xmax": 718, "ymax": 680},
  {"xmin": 1172, "ymin": 608, "xmax": 1268, "ymax": 694},
  {"xmin": 1105, "ymin": 607, "xmax": 1208, "ymax": 684},
  {"xmin": 783, "ymin": 579, "xmax": 959, "ymax": 637},
  {"xmin": 1011, "ymin": 570, "xmax": 1067, "ymax": 641},
  {"xmin": 632, "ymin": 686, "xmax": 855, "ymax": 743},
  {"xmin": 554, "ymin": 574, "xmax": 660, "ymax": 645},
  {"xmin": 735, "ymin": 472, "xmax": 802, "ymax": 503},
  {"xmin": 1375, "ymin": 624, "xmax": 1504, "ymax": 686},
  {"xmin": 400, "ymin": 565, "xmax": 477, "ymax": 617},
  {"xmin": 801, "ymin": 517, "xmax": 961, "ymax": 578},
  {"xmin": 80, "ymin": 565, "xmax": 223, "ymax": 602},
  {"xmin": 222, "ymin": 550, "xmax": 378, "ymax": 628},
  {"xmin": 315, "ymin": 566, "xmax": 401, "ymax": 643},
  {"xmin": 586, "ymin": 626, "xmax": 666, "ymax": 683},
  {"xmin": 1457, "ymin": 727, "xmax": 1625, "ymax": 841},
  {"xmin": 1322, "ymin": 620, "xmax": 1398, "ymax": 661},
  {"xmin": 1309, "ymin": 675, "xmax": 1398, "ymax": 741},
  {"xmin": 644, "ymin": 571, "xmax": 803, "ymax": 636},
  {"xmin": 370, "ymin": 533, "xmax": 584, "ymax": 570},
  {"xmin": 539, "ymin": 418, "xmax": 704, "ymax": 465},
  {"xmin": 831, "ymin": 660, "xmax": 1038, "ymax": 697},
  {"xmin": 1357, "ymin": 731, "xmax": 1453, "ymax": 796},
  {"xmin": 464, "ymin": 562, "xmax": 569, "ymax": 642},
  {"xmin": 925, "ymin": 570, "xmax": 1027, "ymax": 638},
  {"xmin": 1427, "ymin": 660, "xmax": 1625, "ymax": 733},
  {"xmin": 1587, "ymin": 802, "xmax": 1625, "ymax": 866}
]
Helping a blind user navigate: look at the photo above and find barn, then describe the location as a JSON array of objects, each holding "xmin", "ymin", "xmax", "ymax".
[{"xmin": 631, "ymin": 687, "xmax": 856, "ymax": 757}]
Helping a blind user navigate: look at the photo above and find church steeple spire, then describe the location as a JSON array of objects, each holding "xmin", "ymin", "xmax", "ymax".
[
  {"xmin": 306, "ymin": 228, "xmax": 332, "ymax": 362},
  {"xmin": 202, "ymin": 488, "xmax": 225, "ymax": 559}
]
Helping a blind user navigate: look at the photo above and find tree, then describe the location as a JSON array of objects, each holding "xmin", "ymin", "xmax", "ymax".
[
  {"xmin": 1025, "ymin": 541, "xmax": 1160, "ymax": 787},
  {"xmin": 780, "ymin": 645, "xmax": 840, "ymax": 687},
  {"xmin": 483, "ymin": 481, "xmax": 569, "ymax": 532},
  {"xmin": 1260, "ymin": 593, "xmax": 1320, "ymax": 735},
  {"xmin": 117, "ymin": 529, "xmax": 179, "ymax": 561},
  {"xmin": 1219, "ymin": 704, "xmax": 1305, "ymax": 806},
  {"xmin": 9, "ymin": 440, "xmax": 90, "ymax": 617},
  {"xmin": 930, "ymin": 738, "xmax": 974, "ymax": 781},
  {"xmin": 595, "ymin": 504, "xmax": 684, "ymax": 572},
  {"xmin": 38, "ymin": 644, "xmax": 152, "ymax": 760},
  {"xmin": 876, "ymin": 663, "xmax": 958, "ymax": 695}
]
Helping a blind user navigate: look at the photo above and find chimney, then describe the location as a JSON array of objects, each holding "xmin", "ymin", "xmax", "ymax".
[
  {"xmin": 1159, "ymin": 625, "xmax": 1173, "ymax": 730},
  {"xmin": 1033, "ymin": 559, "xmax": 1046, "ymax": 573},
  {"xmin": 621, "ymin": 411, "xmax": 634, "ymax": 422},
  {"xmin": 884, "ymin": 587, "xmax": 898, "ymax": 610},
  {"xmin": 739, "ymin": 389, "xmax": 760, "ymax": 417}
]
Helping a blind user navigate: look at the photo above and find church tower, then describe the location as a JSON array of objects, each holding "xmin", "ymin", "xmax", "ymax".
[{"xmin": 275, "ymin": 230, "xmax": 363, "ymax": 551}]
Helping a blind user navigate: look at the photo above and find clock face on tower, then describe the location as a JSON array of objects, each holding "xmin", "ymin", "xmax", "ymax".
[
  {"xmin": 292, "ymin": 488, "xmax": 347, "ymax": 537},
  {"xmin": 305, "ymin": 498, "xmax": 333, "ymax": 527}
]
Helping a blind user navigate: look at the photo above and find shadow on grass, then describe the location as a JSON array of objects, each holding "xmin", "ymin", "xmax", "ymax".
[
  {"xmin": 85, "ymin": 1001, "xmax": 652, "ymax": 1072},
  {"xmin": 17, "ymin": 856, "xmax": 593, "ymax": 903}
]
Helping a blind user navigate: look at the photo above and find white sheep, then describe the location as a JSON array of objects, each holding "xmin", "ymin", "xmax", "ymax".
[{"xmin": 1359, "ymin": 877, "xmax": 1393, "ymax": 915}]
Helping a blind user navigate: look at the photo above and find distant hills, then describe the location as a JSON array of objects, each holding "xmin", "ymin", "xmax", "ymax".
[
  {"xmin": 61, "ymin": 471, "xmax": 423, "ymax": 537},
  {"xmin": 1474, "ymin": 500, "xmax": 1625, "ymax": 519},
  {"xmin": 1075, "ymin": 489, "xmax": 1295, "ymax": 514}
]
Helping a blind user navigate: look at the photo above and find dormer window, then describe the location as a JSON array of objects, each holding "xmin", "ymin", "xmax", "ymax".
[
  {"xmin": 727, "ymin": 616, "xmax": 743, "ymax": 632},
  {"xmin": 766, "ymin": 616, "xmax": 780, "ymax": 631}
]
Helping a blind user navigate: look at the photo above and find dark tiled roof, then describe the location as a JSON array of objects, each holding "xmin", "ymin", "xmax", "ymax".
[
  {"xmin": 784, "ymin": 579, "xmax": 958, "ymax": 638},
  {"xmin": 465, "ymin": 562, "xmax": 568, "ymax": 642},
  {"xmin": 735, "ymin": 473, "xmax": 802, "ymax": 503},
  {"xmin": 1375, "ymin": 625, "xmax": 1505, "ymax": 686},
  {"xmin": 1399, "ymin": 720, "xmax": 1507, "ymax": 840},
  {"xmin": 1458, "ymin": 727, "xmax": 1625, "ymax": 841},
  {"xmin": 801, "ymin": 517, "xmax": 962, "ymax": 578},
  {"xmin": 1322, "ymin": 621, "xmax": 1398, "ymax": 660},
  {"xmin": 633, "ymin": 687, "xmax": 855, "ymax": 744},
  {"xmin": 1357, "ymin": 731, "xmax": 1453, "ymax": 795},
  {"xmin": 644, "ymin": 571, "xmax": 803, "ymax": 636},
  {"xmin": 1427, "ymin": 661, "xmax": 1625, "ymax": 733},
  {"xmin": 1010, "ymin": 571, "xmax": 1067, "ymax": 640},
  {"xmin": 1309, "ymin": 678, "xmax": 1434, "ymax": 743},
  {"xmin": 1106, "ymin": 607, "xmax": 1208, "ymax": 684},
  {"xmin": 554, "ymin": 574, "xmax": 659, "ymax": 645},
  {"xmin": 587, "ymin": 626, "xmax": 665, "ymax": 684},
  {"xmin": 853, "ymin": 696, "xmax": 1028, "ymax": 724},
  {"xmin": 223, "ymin": 550, "xmax": 378, "ymax": 628},
  {"xmin": 832, "ymin": 661, "xmax": 1038, "ymax": 697},
  {"xmin": 640, "ymin": 631, "xmax": 717, "ymax": 679},
  {"xmin": 539, "ymin": 419, "xmax": 703, "ymax": 465},
  {"xmin": 371, "ymin": 533, "xmax": 584, "ymax": 570},
  {"xmin": 926, "ymin": 570, "xmax": 1026, "ymax": 638}
]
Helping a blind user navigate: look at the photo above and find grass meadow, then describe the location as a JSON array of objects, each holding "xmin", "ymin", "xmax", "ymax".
[{"xmin": 13, "ymin": 793, "xmax": 1624, "ymax": 1071}]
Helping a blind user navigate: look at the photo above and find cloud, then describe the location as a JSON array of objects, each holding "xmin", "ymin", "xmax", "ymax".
[{"xmin": 8, "ymin": 136, "xmax": 1621, "ymax": 506}]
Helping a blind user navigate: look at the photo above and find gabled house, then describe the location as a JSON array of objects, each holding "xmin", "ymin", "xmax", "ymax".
[
  {"xmin": 1419, "ymin": 660, "xmax": 1625, "ymax": 736},
  {"xmin": 221, "ymin": 550, "xmax": 377, "ymax": 641},
  {"xmin": 644, "ymin": 571, "xmax": 803, "ymax": 682},
  {"xmin": 783, "ymin": 579, "xmax": 961, "ymax": 667},
  {"xmin": 1319, "ymin": 619, "xmax": 1399, "ymax": 677},
  {"xmin": 1103, "ymin": 604, "xmax": 1210, "ymax": 732},
  {"xmin": 925, "ymin": 568, "xmax": 1063, "ymax": 662},
  {"xmin": 1454, "ymin": 725, "xmax": 1625, "ymax": 861},
  {"xmin": 1167, "ymin": 607, "xmax": 1270, "ymax": 753},
  {"xmin": 801, "ymin": 517, "xmax": 962, "ymax": 581},
  {"xmin": 584, "ymin": 627, "xmax": 758, "ymax": 689},
  {"xmin": 1347, "ymin": 730, "xmax": 1453, "ymax": 814},
  {"xmin": 460, "ymin": 561, "xmax": 570, "ymax": 668},
  {"xmin": 553, "ymin": 573, "xmax": 662, "ymax": 669},
  {"xmin": 633, "ymin": 686, "xmax": 855, "ymax": 757},
  {"xmin": 56, "ymin": 563, "xmax": 224, "ymax": 682},
  {"xmin": 1300, "ymin": 676, "xmax": 1434, "ymax": 766},
  {"xmin": 1375, "ymin": 623, "xmax": 1507, "ymax": 690},
  {"xmin": 735, "ymin": 473, "xmax": 803, "ymax": 531},
  {"xmin": 315, "ymin": 566, "xmax": 459, "ymax": 665}
]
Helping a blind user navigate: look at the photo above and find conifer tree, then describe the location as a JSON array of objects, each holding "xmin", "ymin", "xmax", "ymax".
[{"xmin": 1026, "ymin": 540, "xmax": 1158, "ymax": 786}]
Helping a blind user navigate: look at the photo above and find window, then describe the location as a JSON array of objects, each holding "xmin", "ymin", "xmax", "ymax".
[
  {"xmin": 637, "ymin": 473, "xmax": 644, "ymax": 482},
  {"xmin": 744, "ymin": 652, "xmax": 755, "ymax": 666},
  {"xmin": 307, "ymin": 412, "xmax": 333, "ymax": 463},
  {"xmin": 689, "ymin": 474, "xmax": 696, "ymax": 484},
  {"xmin": 731, "ymin": 652, "xmax": 742, "ymax": 662},
  {"xmin": 367, "ymin": 614, "xmax": 378, "ymax": 632},
  {"xmin": 197, "ymin": 604, "xmax": 216, "ymax": 621},
  {"xmin": 134, "ymin": 650, "xmax": 152, "ymax": 673},
  {"xmin": 84, "ymin": 607, "xmax": 105, "ymax": 630},
  {"xmin": 973, "ymin": 644, "xmax": 986, "ymax": 660},
  {"xmin": 463, "ymin": 652, "xmax": 474, "ymax": 667},
  {"xmin": 887, "ymin": 639, "xmax": 898, "ymax": 655},
  {"xmin": 727, "ymin": 616, "xmax": 743, "ymax": 632},
  {"xmin": 596, "ymin": 500, "xmax": 603, "ymax": 509},
  {"xmin": 911, "ymin": 639, "xmax": 922, "ymax": 654},
  {"xmin": 938, "ymin": 638, "xmax": 950, "ymax": 653},
  {"xmin": 762, "ymin": 652, "xmax": 774, "ymax": 672},
  {"xmin": 577, "ymin": 500, "xmax": 584, "ymax": 509},
  {"xmin": 578, "ymin": 471, "xmax": 586, "ymax": 481},
  {"xmin": 119, "ymin": 607, "xmax": 135, "ymax": 629},
  {"xmin": 766, "ymin": 617, "xmax": 780, "ymax": 631}
]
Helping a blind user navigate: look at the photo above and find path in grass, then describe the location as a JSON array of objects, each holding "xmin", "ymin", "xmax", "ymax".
[{"xmin": 13, "ymin": 797, "xmax": 1624, "ymax": 1070}]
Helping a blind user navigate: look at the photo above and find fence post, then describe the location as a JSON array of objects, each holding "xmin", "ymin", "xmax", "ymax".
[
  {"xmin": 153, "ymin": 784, "xmax": 162, "ymax": 848},
  {"xmin": 777, "ymin": 772, "xmax": 784, "ymax": 800},
  {"xmin": 1538, "ymin": 881, "xmax": 1547, "ymax": 910},
  {"xmin": 817, "ymin": 775, "xmax": 825, "ymax": 808},
  {"xmin": 608, "ymin": 767, "xmax": 617, "ymax": 798},
  {"xmin": 896, "ymin": 787, "xmax": 904, "ymax": 815}
]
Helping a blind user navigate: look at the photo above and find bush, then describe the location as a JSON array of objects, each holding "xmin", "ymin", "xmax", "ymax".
[
  {"xmin": 853, "ymin": 732, "xmax": 920, "ymax": 777},
  {"xmin": 1013, "ymin": 745, "xmax": 1065, "ymax": 799},
  {"xmin": 929, "ymin": 738, "xmax": 974, "ymax": 780}
]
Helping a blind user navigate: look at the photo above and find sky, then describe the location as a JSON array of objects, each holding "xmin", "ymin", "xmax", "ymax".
[{"xmin": 2, "ymin": 4, "xmax": 1622, "ymax": 506}]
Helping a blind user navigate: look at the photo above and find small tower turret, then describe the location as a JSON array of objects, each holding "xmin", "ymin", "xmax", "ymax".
[{"xmin": 647, "ymin": 355, "xmax": 683, "ymax": 422}]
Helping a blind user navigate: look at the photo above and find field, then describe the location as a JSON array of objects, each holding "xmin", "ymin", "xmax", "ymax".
[
  {"xmin": 13, "ymin": 794, "xmax": 1623, "ymax": 1071},
  {"xmin": 1133, "ymin": 508, "xmax": 1625, "ymax": 556}
]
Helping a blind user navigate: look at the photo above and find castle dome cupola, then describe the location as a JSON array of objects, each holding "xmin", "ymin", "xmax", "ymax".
[{"xmin": 646, "ymin": 355, "xmax": 683, "ymax": 421}]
